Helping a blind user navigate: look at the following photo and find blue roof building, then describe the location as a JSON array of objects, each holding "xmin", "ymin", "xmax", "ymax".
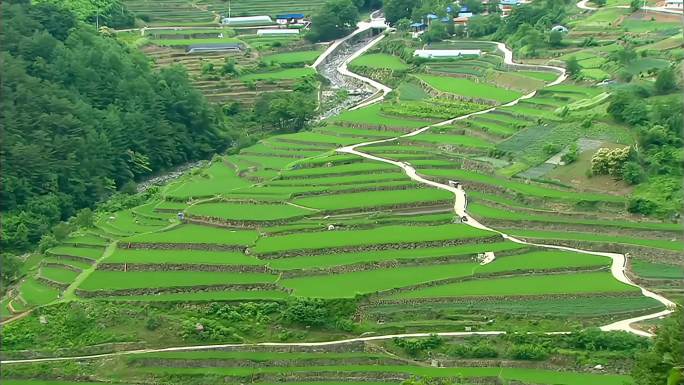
[{"xmin": 276, "ymin": 13, "xmax": 305, "ymax": 19}]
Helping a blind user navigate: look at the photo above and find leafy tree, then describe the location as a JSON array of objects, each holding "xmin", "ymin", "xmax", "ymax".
[
  {"xmin": 487, "ymin": 0, "xmax": 501, "ymax": 12},
  {"xmin": 464, "ymin": 0, "xmax": 484, "ymax": 14},
  {"xmin": 307, "ymin": 0, "xmax": 359, "ymax": 42},
  {"xmin": 565, "ymin": 56, "xmax": 581, "ymax": 78},
  {"xmin": 421, "ymin": 21, "xmax": 450, "ymax": 43},
  {"xmin": 548, "ymin": 30, "xmax": 563, "ymax": 47},
  {"xmin": 507, "ymin": 344, "xmax": 550, "ymax": 360},
  {"xmin": 384, "ymin": 0, "xmax": 415, "ymax": 23},
  {"xmin": 282, "ymin": 298, "xmax": 329, "ymax": 326},
  {"xmin": 561, "ymin": 143, "xmax": 579, "ymax": 164},
  {"xmin": 632, "ymin": 309, "xmax": 683, "ymax": 385},
  {"xmin": 35, "ymin": 0, "xmax": 134, "ymax": 28},
  {"xmin": 630, "ymin": 0, "xmax": 641, "ymax": 11},
  {"xmin": 594, "ymin": 0, "xmax": 607, "ymax": 6},
  {"xmin": 591, "ymin": 147, "xmax": 632, "ymax": 177},
  {"xmin": 622, "ymin": 161, "xmax": 645, "ymax": 185},
  {"xmin": 0, "ymin": 253, "xmax": 22, "ymax": 291},
  {"xmin": 467, "ymin": 14, "xmax": 502, "ymax": 37},
  {"xmin": 654, "ymin": 68, "xmax": 677, "ymax": 95},
  {"xmin": 611, "ymin": 46, "xmax": 637, "ymax": 65},
  {"xmin": 395, "ymin": 18, "xmax": 412, "ymax": 32}
]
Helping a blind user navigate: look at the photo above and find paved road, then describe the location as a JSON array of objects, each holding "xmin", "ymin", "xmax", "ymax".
[{"xmin": 337, "ymin": 41, "xmax": 674, "ymax": 338}]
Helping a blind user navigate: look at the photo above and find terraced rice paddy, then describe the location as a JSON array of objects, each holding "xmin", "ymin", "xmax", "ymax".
[
  {"xmin": 2, "ymin": 23, "xmax": 678, "ymax": 385},
  {"xmin": 415, "ymin": 74, "xmax": 523, "ymax": 103},
  {"xmin": 350, "ymin": 53, "xmax": 410, "ymax": 70}
]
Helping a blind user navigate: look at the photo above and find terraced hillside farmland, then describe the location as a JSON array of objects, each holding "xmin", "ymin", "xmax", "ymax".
[
  {"xmin": 130, "ymin": 29, "xmax": 323, "ymax": 106},
  {"xmin": 2, "ymin": 3, "xmax": 682, "ymax": 385}
]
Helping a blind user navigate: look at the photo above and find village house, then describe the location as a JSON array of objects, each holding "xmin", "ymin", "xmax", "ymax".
[{"xmin": 275, "ymin": 13, "xmax": 305, "ymax": 25}]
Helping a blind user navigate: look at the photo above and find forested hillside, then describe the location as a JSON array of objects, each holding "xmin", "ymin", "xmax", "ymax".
[{"xmin": 1, "ymin": 1, "xmax": 228, "ymax": 253}]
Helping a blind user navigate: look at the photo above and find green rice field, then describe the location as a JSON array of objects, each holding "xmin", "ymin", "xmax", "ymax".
[
  {"xmin": 415, "ymin": 74, "xmax": 523, "ymax": 103},
  {"xmin": 391, "ymin": 272, "xmax": 638, "ymax": 299}
]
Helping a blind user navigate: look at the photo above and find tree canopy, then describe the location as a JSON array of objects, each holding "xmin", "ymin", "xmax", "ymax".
[
  {"xmin": 307, "ymin": 0, "xmax": 360, "ymax": 42},
  {"xmin": 1, "ymin": 1, "xmax": 229, "ymax": 252}
]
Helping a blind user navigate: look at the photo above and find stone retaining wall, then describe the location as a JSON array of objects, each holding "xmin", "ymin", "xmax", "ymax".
[
  {"xmin": 43, "ymin": 253, "xmax": 96, "ymax": 265},
  {"xmin": 280, "ymin": 247, "xmax": 535, "ymax": 278},
  {"xmin": 36, "ymin": 276, "xmax": 69, "ymax": 290},
  {"xmin": 123, "ymin": 242, "xmax": 245, "ymax": 252},
  {"xmin": 369, "ymin": 290, "xmax": 643, "ymax": 306},
  {"xmin": 257, "ymin": 234, "xmax": 503, "ymax": 259},
  {"xmin": 334, "ymin": 121, "xmax": 413, "ymax": 133},
  {"xmin": 76, "ymin": 283, "xmax": 285, "ymax": 298},
  {"xmin": 41, "ymin": 262, "xmax": 82, "ymax": 273},
  {"xmin": 97, "ymin": 263, "xmax": 272, "ymax": 273},
  {"xmin": 132, "ymin": 356, "xmax": 404, "ymax": 368}
]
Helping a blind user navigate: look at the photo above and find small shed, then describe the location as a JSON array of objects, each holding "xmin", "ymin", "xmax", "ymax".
[
  {"xmin": 410, "ymin": 22, "xmax": 427, "ymax": 31},
  {"xmin": 414, "ymin": 49, "xmax": 482, "ymax": 59},
  {"xmin": 257, "ymin": 29, "xmax": 299, "ymax": 36},
  {"xmin": 222, "ymin": 15, "xmax": 272, "ymax": 25},
  {"xmin": 186, "ymin": 42, "xmax": 242, "ymax": 54},
  {"xmin": 275, "ymin": 13, "xmax": 305, "ymax": 25}
]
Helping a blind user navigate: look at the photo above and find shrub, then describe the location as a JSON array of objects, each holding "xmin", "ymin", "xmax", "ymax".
[
  {"xmin": 591, "ymin": 147, "xmax": 632, "ymax": 177},
  {"xmin": 507, "ymin": 344, "xmax": 549, "ymax": 360},
  {"xmin": 561, "ymin": 144, "xmax": 580, "ymax": 165}
]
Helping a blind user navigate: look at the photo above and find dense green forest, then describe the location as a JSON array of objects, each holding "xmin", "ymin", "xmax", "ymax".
[{"xmin": 0, "ymin": 1, "xmax": 228, "ymax": 254}]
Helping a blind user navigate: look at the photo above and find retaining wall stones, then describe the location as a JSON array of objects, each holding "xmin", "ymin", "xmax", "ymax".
[
  {"xmin": 123, "ymin": 242, "xmax": 245, "ymax": 252},
  {"xmin": 36, "ymin": 276, "xmax": 69, "ymax": 290},
  {"xmin": 41, "ymin": 262, "xmax": 82, "ymax": 273},
  {"xmin": 256, "ymin": 234, "xmax": 503, "ymax": 259},
  {"xmin": 76, "ymin": 283, "xmax": 285, "ymax": 298},
  {"xmin": 97, "ymin": 263, "xmax": 272, "ymax": 273},
  {"xmin": 369, "ymin": 290, "xmax": 644, "ymax": 306}
]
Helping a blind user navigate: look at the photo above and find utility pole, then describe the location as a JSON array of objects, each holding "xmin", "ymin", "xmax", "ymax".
[{"xmin": 228, "ymin": 0, "xmax": 232, "ymax": 20}]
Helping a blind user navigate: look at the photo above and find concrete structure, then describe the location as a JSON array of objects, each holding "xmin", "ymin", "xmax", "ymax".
[
  {"xmin": 222, "ymin": 15, "xmax": 272, "ymax": 25},
  {"xmin": 256, "ymin": 29, "xmax": 299, "ymax": 36},
  {"xmin": 186, "ymin": 42, "xmax": 242, "ymax": 54},
  {"xmin": 551, "ymin": 25, "xmax": 569, "ymax": 33},
  {"xmin": 414, "ymin": 49, "xmax": 482, "ymax": 58},
  {"xmin": 276, "ymin": 13, "xmax": 305, "ymax": 25}
]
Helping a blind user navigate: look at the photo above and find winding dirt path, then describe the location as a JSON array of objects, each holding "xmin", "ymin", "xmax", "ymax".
[{"xmin": 336, "ymin": 41, "xmax": 675, "ymax": 337}]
